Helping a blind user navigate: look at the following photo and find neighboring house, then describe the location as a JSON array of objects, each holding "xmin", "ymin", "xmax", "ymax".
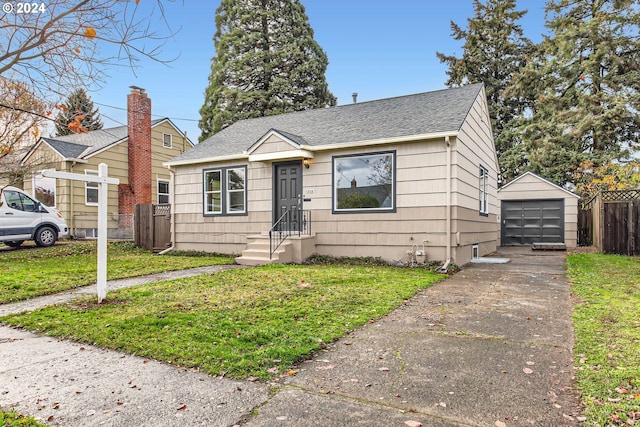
[
  {"xmin": 498, "ymin": 171, "xmax": 579, "ymax": 248},
  {"xmin": 21, "ymin": 88, "xmax": 193, "ymax": 238},
  {"xmin": 165, "ymin": 84, "xmax": 499, "ymax": 266}
]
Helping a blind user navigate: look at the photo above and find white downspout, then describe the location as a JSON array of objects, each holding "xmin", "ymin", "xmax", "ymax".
[{"xmin": 439, "ymin": 136, "xmax": 452, "ymax": 272}]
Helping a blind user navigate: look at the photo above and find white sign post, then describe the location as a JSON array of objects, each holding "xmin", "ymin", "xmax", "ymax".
[{"xmin": 43, "ymin": 163, "xmax": 119, "ymax": 303}]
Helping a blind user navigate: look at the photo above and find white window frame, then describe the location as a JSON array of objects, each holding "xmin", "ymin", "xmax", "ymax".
[
  {"xmin": 479, "ymin": 165, "xmax": 489, "ymax": 215},
  {"xmin": 162, "ymin": 133, "xmax": 172, "ymax": 149},
  {"xmin": 225, "ymin": 167, "xmax": 246, "ymax": 214},
  {"xmin": 203, "ymin": 166, "xmax": 247, "ymax": 216},
  {"xmin": 204, "ymin": 169, "xmax": 222, "ymax": 215},
  {"xmin": 85, "ymin": 170, "xmax": 99, "ymax": 206},
  {"xmin": 157, "ymin": 179, "xmax": 170, "ymax": 204}
]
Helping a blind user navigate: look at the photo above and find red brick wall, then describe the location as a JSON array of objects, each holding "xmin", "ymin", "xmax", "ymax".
[{"xmin": 120, "ymin": 88, "xmax": 152, "ymax": 215}]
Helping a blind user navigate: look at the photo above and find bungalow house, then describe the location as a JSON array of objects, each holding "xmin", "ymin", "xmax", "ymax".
[
  {"xmin": 165, "ymin": 84, "xmax": 499, "ymax": 266},
  {"xmin": 21, "ymin": 88, "xmax": 193, "ymax": 238}
]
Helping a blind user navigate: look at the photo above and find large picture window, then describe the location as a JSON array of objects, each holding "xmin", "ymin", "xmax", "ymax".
[
  {"xmin": 333, "ymin": 151, "xmax": 395, "ymax": 213},
  {"xmin": 203, "ymin": 166, "xmax": 246, "ymax": 215}
]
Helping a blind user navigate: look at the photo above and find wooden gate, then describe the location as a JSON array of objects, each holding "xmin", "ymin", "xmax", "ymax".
[
  {"xmin": 135, "ymin": 204, "xmax": 171, "ymax": 252},
  {"xmin": 580, "ymin": 190, "xmax": 640, "ymax": 256}
]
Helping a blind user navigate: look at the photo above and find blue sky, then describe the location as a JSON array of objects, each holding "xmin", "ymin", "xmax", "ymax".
[{"xmin": 89, "ymin": 1, "xmax": 548, "ymax": 143}]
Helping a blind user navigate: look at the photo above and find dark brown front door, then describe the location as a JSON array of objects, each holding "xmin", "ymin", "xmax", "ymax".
[{"xmin": 274, "ymin": 161, "xmax": 302, "ymax": 230}]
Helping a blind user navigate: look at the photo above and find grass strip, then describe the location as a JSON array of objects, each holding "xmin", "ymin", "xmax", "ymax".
[
  {"xmin": 568, "ymin": 253, "xmax": 640, "ymax": 426},
  {"xmin": 0, "ymin": 242, "xmax": 235, "ymax": 304}
]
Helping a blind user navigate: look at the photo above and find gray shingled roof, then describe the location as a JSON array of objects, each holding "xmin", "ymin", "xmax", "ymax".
[
  {"xmin": 169, "ymin": 84, "xmax": 484, "ymax": 165},
  {"xmin": 39, "ymin": 118, "xmax": 166, "ymax": 159},
  {"xmin": 41, "ymin": 138, "xmax": 94, "ymax": 159}
]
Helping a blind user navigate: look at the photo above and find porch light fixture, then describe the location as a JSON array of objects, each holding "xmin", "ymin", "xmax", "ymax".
[{"xmin": 303, "ymin": 158, "xmax": 310, "ymax": 169}]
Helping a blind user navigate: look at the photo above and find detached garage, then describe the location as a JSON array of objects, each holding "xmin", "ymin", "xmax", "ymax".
[{"xmin": 498, "ymin": 172, "xmax": 579, "ymax": 248}]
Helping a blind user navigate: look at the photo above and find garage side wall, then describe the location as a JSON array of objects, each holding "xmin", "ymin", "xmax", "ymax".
[{"xmin": 497, "ymin": 173, "xmax": 579, "ymax": 248}]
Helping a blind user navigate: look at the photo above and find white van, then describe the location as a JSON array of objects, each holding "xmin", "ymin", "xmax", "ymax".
[{"xmin": 0, "ymin": 186, "xmax": 69, "ymax": 248}]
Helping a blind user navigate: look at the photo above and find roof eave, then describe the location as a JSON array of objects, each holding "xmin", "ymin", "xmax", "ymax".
[
  {"xmin": 165, "ymin": 153, "xmax": 250, "ymax": 168},
  {"xmin": 305, "ymin": 131, "xmax": 459, "ymax": 152},
  {"xmin": 165, "ymin": 131, "xmax": 459, "ymax": 168}
]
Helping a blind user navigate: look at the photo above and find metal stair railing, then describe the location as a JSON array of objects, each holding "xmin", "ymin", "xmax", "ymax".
[{"xmin": 269, "ymin": 209, "xmax": 311, "ymax": 259}]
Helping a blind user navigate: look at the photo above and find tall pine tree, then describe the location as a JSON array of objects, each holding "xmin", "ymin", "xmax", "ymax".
[
  {"xmin": 55, "ymin": 88, "xmax": 103, "ymax": 136},
  {"xmin": 436, "ymin": 0, "xmax": 533, "ymax": 183},
  {"xmin": 198, "ymin": 0, "xmax": 336, "ymax": 142},
  {"xmin": 512, "ymin": 0, "xmax": 640, "ymax": 186}
]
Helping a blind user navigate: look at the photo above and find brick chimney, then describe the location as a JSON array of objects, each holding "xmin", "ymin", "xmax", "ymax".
[{"xmin": 118, "ymin": 87, "xmax": 152, "ymax": 218}]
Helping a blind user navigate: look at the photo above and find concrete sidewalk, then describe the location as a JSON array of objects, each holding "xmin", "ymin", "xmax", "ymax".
[{"xmin": 0, "ymin": 248, "xmax": 581, "ymax": 426}]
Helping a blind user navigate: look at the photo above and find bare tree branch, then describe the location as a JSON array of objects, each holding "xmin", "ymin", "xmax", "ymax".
[{"xmin": 0, "ymin": 0, "xmax": 177, "ymax": 98}]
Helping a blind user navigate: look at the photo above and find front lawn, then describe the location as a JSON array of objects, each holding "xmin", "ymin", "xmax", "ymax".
[
  {"xmin": 0, "ymin": 242, "xmax": 235, "ymax": 304},
  {"xmin": 568, "ymin": 253, "xmax": 640, "ymax": 426},
  {"xmin": 0, "ymin": 263, "xmax": 444, "ymax": 380}
]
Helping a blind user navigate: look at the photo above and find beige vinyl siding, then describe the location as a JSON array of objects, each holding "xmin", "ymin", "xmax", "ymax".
[
  {"xmin": 172, "ymin": 138, "xmax": 456, "ymax": 261},
  {"xmin": 252, "ymin": 134, "xmax": 298, "ymax": 154},
  {"xmin": 451, "ymin": 87, "xmax": 499, "ymax": 260}
]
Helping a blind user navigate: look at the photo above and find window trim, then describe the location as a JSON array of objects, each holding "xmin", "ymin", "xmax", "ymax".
[
  {"xmin": 332, "ymin": 150, "xmax": 396, "ymax": 214},
  {"xmin": 203, "ymin": 166, "xmax": 247, "ymax": 216},
  {"xmin": 85, "ymin": 170, "xmax": 99, "ymax": 206},
  {"xmin": 162, "ymin": 133, "xmax": 173, "ymax": 149},
  {"xmin": 157, "ymin": 178, "xmax": 170, "ymax": 204},
  {"xmin": 479, "ymin": 165, "xmax": 489, "ymax": 216}
]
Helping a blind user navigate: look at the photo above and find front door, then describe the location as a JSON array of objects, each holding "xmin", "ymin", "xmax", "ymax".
[{"xmin": 274, "ymin": 161, "xmax": 302, "ymax": 230}]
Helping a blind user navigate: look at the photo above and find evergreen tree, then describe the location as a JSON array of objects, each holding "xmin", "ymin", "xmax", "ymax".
[
  {"xmin": 55, "ymin": 88, "xmax": 103, "ymax": 136},
  {"xmin": 436, "ymin": 0, "xmax": 533, "ymax": 183},
  {"xmin": 512, "ymin": 0, "xmax": 640, "ymax": 186},
  {"xmin": 198, "ymin": 0, "xmax": 336, "ymax": 141}
]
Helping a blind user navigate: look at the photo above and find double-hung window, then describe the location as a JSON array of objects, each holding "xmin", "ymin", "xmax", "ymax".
[
  {"xmin": 479, "ymin": 165, "xmax": 489, "ymax": 215},
  {"xmin": 158, "ymin": 179, "xmax": 170, "ymax": 204},
  {"xmin": 203, "ymin": 166, "xmax": 246, "ymax": 215},
  {"xmin": 85, "ymin": 170, "xmax": 99, "ymax": 206},
  {"xmin": 333, "ymin": 151, "xmax": 395, "ymax": 213}
]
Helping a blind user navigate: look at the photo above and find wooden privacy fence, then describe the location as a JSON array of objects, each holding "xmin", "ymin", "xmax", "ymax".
[
  {"xmin": 135, "ymin": 204, "xmax": 171, "ymax": 252},
  {"xmin": 579, "ymin": 189, "xmax": 640, "ymax": 256}
]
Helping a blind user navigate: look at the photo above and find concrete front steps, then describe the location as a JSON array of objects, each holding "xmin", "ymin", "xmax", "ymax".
[
  {"xmin": 235, "ymin": 233, "xmax": 316, "ymax": 266},
  {"xmin": 235, "ymin": 234, "xmax": 293, "ymax": 266}
]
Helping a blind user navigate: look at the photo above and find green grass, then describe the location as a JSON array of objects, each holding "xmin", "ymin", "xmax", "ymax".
[
  {"xmin": 568, "ymin": 253, "xmax": 640, "ymax": 426},
  {"xmin": 0, "ymin": 264, "xmax": 444, "ymax": 380},
  {"xmin": 0, "ymin": 242, "xmax": 235, "ymax": 304},
  {"xmin": 0, "ymin": 410, "xmax": 45, "ymax": 426}
]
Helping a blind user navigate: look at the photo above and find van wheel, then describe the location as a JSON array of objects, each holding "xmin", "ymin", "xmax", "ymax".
[
  {"xmin": 35, "ymin": 226, "xmax": 57, "ymax": 247},
  {"xmin": 4, "ymin": 241, "xmax": 24, "ymax": 248}
]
